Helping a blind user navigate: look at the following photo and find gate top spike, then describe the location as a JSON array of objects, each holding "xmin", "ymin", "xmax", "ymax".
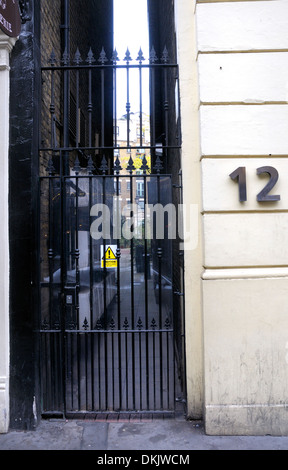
[
  {"xmin": 154, "ymin": 156, "xmax": 163, "ymax": 174},
  {"xmin": 98, "ymin": 47, "xmax": 108, "ymax": 65},
  {"xmin": 109, "ymin": 318, "xmax": 116, "ymax": 330},
  {"xmin": 113, "ymin": 156, "xmax": 122, "ymax": 175},
  {"xmin": 87, "ymin": 155, "xmax": 95, "ymax": 174},
  {"xmin": 82, "ymin": 318, "xmax": 89, "ymax": 331},
  {"xmin": 99, "ymin": 156, "xmax": 109, "ymax": 175},
  {"xmin": 111, "ymin": 48, "xmax": 119, "ymax": 63},
  {"xmin": 86, "ymin": 47, "xmax": 95, "ymax": 64},
  {"xmin": 140, "ymin": 156, "xmax": 150, "ymax": 174},
  {"xmin": 126, "ymin": 156, "xmax": 135, "ymax": 174},
  {"xmin": 149, "ymin": 46, "xmax": 158, "ymax": 64},
  {"xmin": 46, "ymin": 158, "xmax": 55, "ymax": 176},
  {"xmin": 161, "ymin": 46, "xmax": 169, "ymax": 64},
  {"xmin": 136, "ymin": 48, "xmax": 145, "ymax": 64},
  {"xmin": 73, "ymin": 156, "xmax": 81, "ymax": 175},
  {"xmin": 165, "ymin": 317, "xmax": 171, "ymax": 329},
  {"xmin": 96, "ymin": 319, "xmax": 103, "ymax": 330},
  {"xmin": 61, "ymin": 47, "xmax": 70, "ymax": 65},
  {"xmin": 74, "ymin": 47, "xmax": 82, "ymax": 65},
  {"xmin": 137, "ymin": 317, "xmax": 143, "ymax": 330},
  {"xmin": 49, "ymin": 49, "xmax": 56, "ymax": 66},
  {"xmin": 124, "ymin": 48, "xmax": 132, "ymax": 63},
  {"xmin": 123, "ymin": 317, "xmax": 129, "ymax": 330}
]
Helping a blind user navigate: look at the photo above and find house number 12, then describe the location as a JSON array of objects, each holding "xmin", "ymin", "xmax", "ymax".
[{"xmin": 229, "ymin": 166, "xmax": 281, "ymax": 202}]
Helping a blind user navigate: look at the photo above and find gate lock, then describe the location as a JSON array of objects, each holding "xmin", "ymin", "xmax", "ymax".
[{"xmin": 64, "ymin": 286, "xmax": 77, "ymax": 306}]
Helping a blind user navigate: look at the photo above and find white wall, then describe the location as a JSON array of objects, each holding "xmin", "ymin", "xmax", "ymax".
[
  {"xmin": 196, "ymin": 0, "xmax": 288, "ymax": 435},
  {"xmin": 0, "ymin": 33, "xmax": 16, "ymax": 434},
  {"xmin": 175, "ymin": 0, "xmax": 204, "ymax": 419}
]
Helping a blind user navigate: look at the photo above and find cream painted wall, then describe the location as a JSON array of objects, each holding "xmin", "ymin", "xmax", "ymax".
[
  {"xmin": 0, "ymin": 33, "xmax": 16, "ymax": 434},
  {"xmin": 174, "ymin": 0, "xmax": 204, "ymax": 418},
  {"xmin": 196, "ymin": 0, "xmax": 288, "ymax": 435}
]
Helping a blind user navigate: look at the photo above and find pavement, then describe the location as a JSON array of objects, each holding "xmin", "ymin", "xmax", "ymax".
[{"xmin": 1, "ymin": 416, "xmax": 288, "ymax": 452}]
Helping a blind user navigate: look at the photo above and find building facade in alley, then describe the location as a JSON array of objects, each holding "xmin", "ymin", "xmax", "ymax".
[{"xmin": 0, "ymin": 0, "xmax": 288, "ymax": 437}]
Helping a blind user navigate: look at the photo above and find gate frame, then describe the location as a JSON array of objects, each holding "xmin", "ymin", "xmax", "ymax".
[{"xmin": 38, "ymin": 44, "xmax": 186, "ymax": 418}]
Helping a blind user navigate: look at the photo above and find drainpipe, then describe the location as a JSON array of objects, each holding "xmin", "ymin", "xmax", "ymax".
[{"xmin": 62, "ymin": 0, "xmax": 70, "ymax": 162}]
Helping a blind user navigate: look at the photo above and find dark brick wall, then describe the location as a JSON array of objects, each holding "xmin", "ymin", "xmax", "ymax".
[{"xmin": 9, "ymin": 0, "xmax": 113, "ymax": 430}]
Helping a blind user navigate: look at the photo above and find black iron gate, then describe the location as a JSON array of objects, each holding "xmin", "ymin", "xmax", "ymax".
[{"xmin": 38, "ymin": 45, "xmax": 184, "ymax": 418}]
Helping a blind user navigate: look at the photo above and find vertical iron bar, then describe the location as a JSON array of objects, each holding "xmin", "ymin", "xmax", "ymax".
[
  {"xmin": 157, "ymin": 175, "xmax": 163, "ymax": 410},
  {"xmin": 152, "ymin": 327, "xmax": 156, "ymax": 409},
  {"xmin": 77, "ymin": 331, "xmax": 81, "ymax": 410},
  {"xmin": 75, "ymin": 63, "xmax": 84, "ymax": 409},
  {"xmin": 97, "ymin": 330, "xmax": 101, "ymax": 410},
  {"xmin": 87, "ymin": 66, "xmax": 93, "ymax": 148},
  {"xmin": 101, "ymin": 68, "xmax": 105, "ymax": 148},
  {"xmin": 63, "ymin": 72, "xmax": 70, "ymax": 174},
  {"xmin": 111, "ymin": 327, "xmax": 115, "ymax": 411},
  {"xmin": 126, "ymin": 61, "xmax": 130, "ymax": 147},
  {"xmin": 74, "ymin": 173, "xmax": 81, "ymax": 410},
  {"xmin": 143, "ymin": 179, "xmax": 148, "ymax": 334},
  {"xmin": 167, "ymin": 327, "xmax": 171, "ymax": 409},
  {"xmin": 48, "ymin": 177, "xmax": 54, "ymax": 329},
  {"xmin": 163, "ymin": 67, "xmax": 169, "ymax": 148},
  {"xmin": 50, "ymin": 333, "xmax": 55, "ymax": 411},
  {"xmin": 115, "ymin": 177, "xmax": 122, "ymax": 410},
  {"xmin": 75, "ymin": 62, "xmax": 80, "ymax": 149},
  {"xmin": 130, "ymin": 176, "xmax": 135, "ymax": 410},
  {"xmin": 103, "ymin": 176, "xmax": 108, "ymax": 410},
  {"xmin": 151, "ymin": 66, "xmax": 156, "ymax": 147},
  {"xmin": 60, "ymin": 149, "xmax": 67, "ymax": 415},
  {"xmin": 139, "ymin": 63, "xmax": 143, "ymax": 148},
  {"xmin": 50, "ymin": 66, "xmax": 56, "ymax": 150},
  {"xmin": 139, "ymin": 327, "xmax": 142, "ymax": 410},
  {"xmin": 145, "ymin": 182, "xmax": 150, "ymax": 410},
  {"xmin": 130, "ymin": 177, "xmax": 134, "ymax": 325},
  {"xmin": 89, "ymin": 176, "xmax": 94, "ymax": 409},
  {"xmin": 103, "ymin": 177, "xmax": 107, "ymax": 325},
  {"xmin": 43, "ymin": 333, "xmax": 48, "ymax": 410},
  {"xmin": 70, "ymin": 332, "xmax": 74, "ymax": 410},
  {"xmin": 85, "ymin": 330, "xmax": 88, "ymax": 410},
  {"xmin": 48, "ymin": 59, "xmax": 56, "ymax": 336},
  {"xmin": 143, "ymin": 177, "xmax": 149, "ymax": 411},
  {"xmin": 113, "ymin": 64, "xmax": 118, "ymax": 148},
  {"xmin": 125, "ymin": 327, "xmax": 128, "ymax": 410}
]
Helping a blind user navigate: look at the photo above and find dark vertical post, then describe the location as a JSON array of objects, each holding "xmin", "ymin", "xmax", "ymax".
[
  {"xmin": 62, "ymin": 0, "xmax": 70, "ymax": 174},
  {"xmin": 61, "ymin": 0, "xmax": 70, "ymax": 413}
]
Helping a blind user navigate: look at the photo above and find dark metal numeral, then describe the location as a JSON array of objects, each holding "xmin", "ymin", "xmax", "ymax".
[
  {"xmin": 256, "ymin": 166, "xmax": 280, "ymax": 202},
  {"xmin": 230, "ymin": 166, "xmax": 281, "ymax": 202},
  {"xmin": 229, "ymin": 167, "xmax": 247, "ymax": 202}
]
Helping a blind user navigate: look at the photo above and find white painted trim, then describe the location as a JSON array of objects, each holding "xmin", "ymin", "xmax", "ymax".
[
  {"xmin": 202, "ymin": 267, "xmax": 288, "ymax": 280},
  {"xmin": 175, "ymin": 0, "xmax": 204, "ymax": 419},
  {"xmin": 0, "ymin": 32, "xmax": 17, "ymax": 434}
]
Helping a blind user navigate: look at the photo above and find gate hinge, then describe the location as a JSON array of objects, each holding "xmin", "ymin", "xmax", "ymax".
[{"xmin": 173, "ymin": 184, "xmax": 182, "ymax": 189}]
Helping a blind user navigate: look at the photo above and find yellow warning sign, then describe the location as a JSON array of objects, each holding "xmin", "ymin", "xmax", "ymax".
[{"xmin": 101, "ymin": 246, "xmax": 118, "ymax": 268}]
